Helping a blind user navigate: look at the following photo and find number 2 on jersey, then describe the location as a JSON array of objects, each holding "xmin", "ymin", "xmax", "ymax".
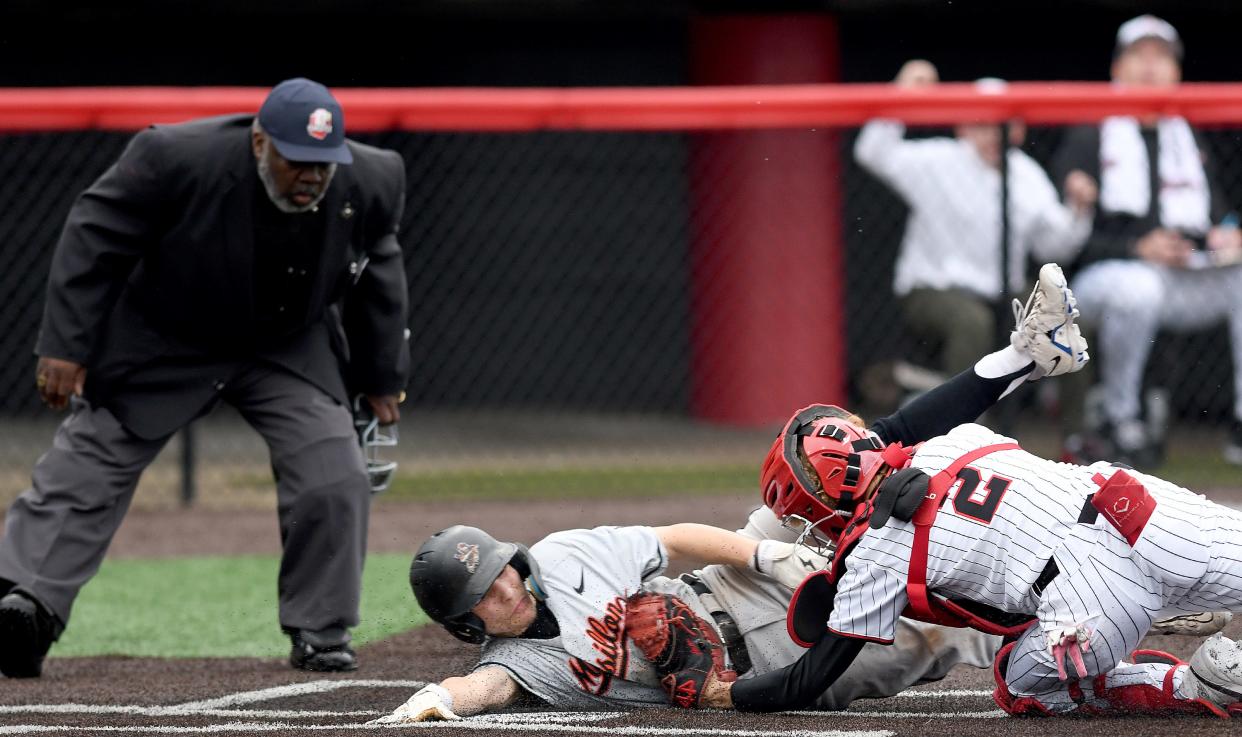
[{"xmin": 950, "ymin": 466, "xmax": 1012, "ymax": 524}]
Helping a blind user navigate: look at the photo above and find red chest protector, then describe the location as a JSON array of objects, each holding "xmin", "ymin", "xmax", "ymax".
[{"xmin": 822, "ymin": 441, "xmax": 1036, "ymax": 639}]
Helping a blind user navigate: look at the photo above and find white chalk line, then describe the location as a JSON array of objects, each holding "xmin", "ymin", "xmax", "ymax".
[
  {"xmin": 0, "ymin": 725, "xmax": 892, "ymax": 737},
  {"xmin": 0, "ymin": 703, "xmax": 1004, "ymax": 720},
  {"xmin": 830, "ymin": 711, "xmax": 1005, "ymax": 720},
  {"xmin": 892, "ymin": 689, "xmax": 991, "ymax": 698},
  {"xmin": 354, "ymin": 721, "xmax": 892, "ymax": 737},
  {"xmin": 0, "ymin": 708, "xmax": 625, "ymax": 722},
  {"xmin": 457, "ymin": 712, "xmax": 623, "ymax": 723},
  {"xmin": 0, "ymin": 679, "xmax": 430, "ymax": 720},
  {"xmin": 0, "ymin": 705, "xmax": 378, "ymax": 719},
  {"xmin": 171, "ymin": 679, "xmax": 426, "ymax": 711},
  {"xmin": 0, "ymin": 679, "xmax": 998, "ymax": 734}
]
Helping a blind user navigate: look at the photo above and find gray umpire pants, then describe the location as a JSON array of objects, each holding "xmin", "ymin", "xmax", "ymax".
[{"xmin": 0, "ymin": 363, "xmax": 371, "ymax": 637}]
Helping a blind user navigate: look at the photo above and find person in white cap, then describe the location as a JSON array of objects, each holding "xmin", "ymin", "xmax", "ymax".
[
  {"xmin": 1053, "ymin": 15, "xmax": 1242, "ymax": 469},
  {"xmin": 855, "ymin": 59, "xmax": 1097, "ymax": 381}
]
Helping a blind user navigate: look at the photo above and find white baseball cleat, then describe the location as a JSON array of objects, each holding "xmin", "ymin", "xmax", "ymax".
[
  {"xmin": 1186, "ymin": 633, "xmax": 1242, "ymax": 708},
  {"xmin": 1010, "ymin": 263, "xmax": 1090, "ymax": 378},
  {"xmin": 1151, "ymin": 611, "xmax": 1233, "ymax": 637}
]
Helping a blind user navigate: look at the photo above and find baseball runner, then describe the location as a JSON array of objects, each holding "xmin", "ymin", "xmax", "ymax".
[
  {"xmin": 659, "ymin": 279, "xmax": 1242, "ymax": 716},
  {"xmin": 371, "ymin": 263, "xmax": 1149, "ymax": 723}
]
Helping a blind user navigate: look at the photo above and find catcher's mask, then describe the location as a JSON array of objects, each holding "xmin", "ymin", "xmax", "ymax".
[
  {"xmin": 760, "ymin": 404, "xmax": 892, "ymax": 540},
  {"xmin": 409, "ymin": 525, "xmax": 542, "ymax": 644},
  {"xmin": 353, "ymin": 396, "xmax": 397, "ymax": 494}
]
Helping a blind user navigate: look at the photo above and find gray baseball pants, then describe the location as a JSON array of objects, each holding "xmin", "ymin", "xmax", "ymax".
[{"xmin": 0, "ymin": 364, "xmax": 371, "ymax": 636}]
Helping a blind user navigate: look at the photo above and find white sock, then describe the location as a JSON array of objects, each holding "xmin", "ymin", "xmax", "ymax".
[{"xmin": 974, "ymin": 346, "xmax": 1037, "ymax": 399}]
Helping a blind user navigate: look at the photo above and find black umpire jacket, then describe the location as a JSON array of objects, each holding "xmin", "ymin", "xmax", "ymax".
[{"xmin": 35, "ymin": 114, "xmax": 410, "ymax": 439}]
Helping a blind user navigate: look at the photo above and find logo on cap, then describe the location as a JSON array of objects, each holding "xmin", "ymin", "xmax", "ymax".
[
  {"xmin": 306, "ymin": 108, "xmax": 333, "ymax": 141},
  {"xmin": 454, "ymin": 542, "xmax": 480, "ymax": 574}
]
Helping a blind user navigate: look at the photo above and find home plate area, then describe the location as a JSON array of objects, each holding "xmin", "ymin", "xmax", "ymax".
[
  {"xmin": 5, "ymin": 622, "xmax": 1242, "ymax": 737},
  {"xmin": 6, "ymin": 676, "xmax": 1242, "ymax": 737},
  {"xmin": 0, "ymin": 676, "xmax": 960, "ymax": 736}
]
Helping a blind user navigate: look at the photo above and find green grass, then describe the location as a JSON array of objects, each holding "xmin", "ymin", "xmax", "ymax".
[
  {"xmin": 232, "ymin": 464, "xmax": 760, "ymax": 502},
  {"xmin": 1149, "ymin": 451, "xmax": 1242, "ymax": 491},
  {"xmin": 51, "ymin": 553, "xmax": 428, "ymax": 659},
  {"xmin": 230, "ymin": 451, "xmax": 1241, "ymax": 505}
]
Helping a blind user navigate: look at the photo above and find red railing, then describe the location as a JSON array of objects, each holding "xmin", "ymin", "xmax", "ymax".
[{"xmin": 3, "ymin": 83, "xmax": 1242, "ymax": 132}]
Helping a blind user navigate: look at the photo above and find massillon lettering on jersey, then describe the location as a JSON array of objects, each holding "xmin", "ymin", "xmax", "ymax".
[
  {"xmin": 532, "ymin": 526, "xmax": 668, "ymax": 697},
  {"xmin": 567, "ymin": 596, "xmax": 629, "ymax": 694}
]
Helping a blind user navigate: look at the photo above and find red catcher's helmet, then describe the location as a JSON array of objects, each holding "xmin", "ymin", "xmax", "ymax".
[{"xmin": 760, "ymin": 404, "xmax": 891, "ymax": 536}]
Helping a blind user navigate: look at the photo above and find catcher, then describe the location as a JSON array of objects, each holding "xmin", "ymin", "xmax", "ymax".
[
  {"xmin": 372, "ymin": 264, "xmax": 1221, "ymax": 722},
  {"xmin": 650, "ymin": 273, "xmax": 1239, "ymax": 717}
]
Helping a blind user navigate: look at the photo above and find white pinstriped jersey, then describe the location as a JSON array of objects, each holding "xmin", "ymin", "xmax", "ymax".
[{"xmin": 826, "ymin": 423, "xmax": 1222, "ymax": 642}]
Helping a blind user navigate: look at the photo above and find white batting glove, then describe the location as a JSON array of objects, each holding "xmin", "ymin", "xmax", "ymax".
[
  {"xmin": 750, "ymin": 539, "xmax": 832, "ymax": 589},
  {"xmin": 367, "ymin": 684, "xmax": 461, "ymax": 724}
]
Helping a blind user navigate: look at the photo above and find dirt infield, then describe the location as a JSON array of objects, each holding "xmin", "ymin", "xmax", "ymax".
[
  {"xmin": 5, "ymin": 492, "xmax": 1242, "ymax": 736},
  {"xmin": 100, "ymin": 493, "xmax": 767, "ymax": 559},
  {"xmin": 6, "ymin": 623, "xmax": 1242, "ymax": 736}
]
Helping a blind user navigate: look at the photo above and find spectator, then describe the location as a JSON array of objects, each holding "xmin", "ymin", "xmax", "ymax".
[
  {"xmin": 0, "ymin": 78, "xmax": 410, "ymax": 678},
  {"xmin": 1052, "ymin": 15, "xmax": 1242, "ymax": 467},
  {"xmin": 855, "ymin": 60, "xmax": 1096, "ymax": 379}
]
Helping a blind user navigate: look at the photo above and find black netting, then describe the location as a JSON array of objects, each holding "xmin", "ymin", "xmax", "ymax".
[
  {"xmin": 1, "ymin": 122, "xmax": 1238, "ymax": 505},
  {"xmin": 377, "ymin": 131, "xmax": 691, "ymax": 410}
]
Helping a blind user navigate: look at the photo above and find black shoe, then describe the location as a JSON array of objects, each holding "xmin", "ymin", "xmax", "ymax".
[
  {"xmin": 0, "ymin": 591, "xmax": 62, "ymax": 678},
  {"xmin": 288, "ymin": 628, "xmax": 357, "ymax": 672}
]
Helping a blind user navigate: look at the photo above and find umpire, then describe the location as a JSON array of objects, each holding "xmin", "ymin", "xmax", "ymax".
[{"xmin": 0, "ymin": 78, "xmax": 410, "ymax": 677}]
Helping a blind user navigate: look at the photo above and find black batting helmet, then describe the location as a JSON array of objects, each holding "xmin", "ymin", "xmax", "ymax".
[{"xmin": 410, "ymin": 525, "xmax": 541, "ymax": 644}]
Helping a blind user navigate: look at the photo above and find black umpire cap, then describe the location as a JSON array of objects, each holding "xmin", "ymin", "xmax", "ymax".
[{"xmin": 258, "ymin": 78, "xmax": 353, "ymax": 165}]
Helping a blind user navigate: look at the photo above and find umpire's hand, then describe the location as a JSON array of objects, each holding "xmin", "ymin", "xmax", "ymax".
[
  {"xmin": 366, "ymin": 393, "xmax": 403, "ymax": 425},
  {"xmin": 36, "ymin": 357, "xmax": 86, "ymax": 411}
]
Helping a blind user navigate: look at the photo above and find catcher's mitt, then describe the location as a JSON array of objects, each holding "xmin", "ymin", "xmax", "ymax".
[{"xmin": 625, "ymin": 592, "xmax": 737, "ymax": 708}]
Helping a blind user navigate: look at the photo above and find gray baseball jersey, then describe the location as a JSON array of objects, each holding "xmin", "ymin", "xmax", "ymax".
[
  {"xmin": 479, "ymin": 525, "xmax": 687, "ymax": 709},
  {"xmin": 480, "ymin": 515, "xmax": 1000, "ymax": 710}
]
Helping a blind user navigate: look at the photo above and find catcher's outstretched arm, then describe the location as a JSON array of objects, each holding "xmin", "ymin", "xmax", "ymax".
[{"xmin": 727, "ymin": 630, "xmax": 866, "ymax": 712}]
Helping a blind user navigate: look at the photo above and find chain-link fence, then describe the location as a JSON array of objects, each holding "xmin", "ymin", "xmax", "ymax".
[{"xmin": 2, "ymin": 115, "xmax": 1240, "ymax": 507}]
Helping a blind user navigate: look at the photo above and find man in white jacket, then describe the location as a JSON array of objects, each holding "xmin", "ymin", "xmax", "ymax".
[{"xmin": 855, "ymin": 59, "xmax": 1097, "ymax": 378}]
